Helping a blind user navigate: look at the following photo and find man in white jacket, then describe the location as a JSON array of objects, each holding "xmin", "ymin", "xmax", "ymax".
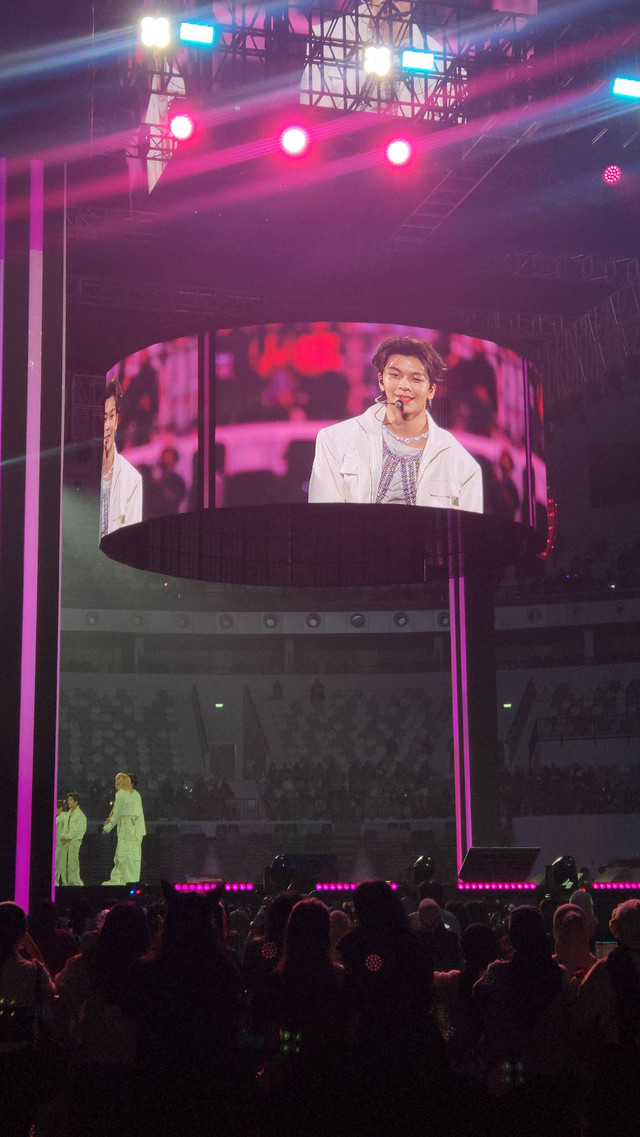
[
  {"xmin": 308, "ymin": 335, "xmax": 483, "ymax": 512},
  {"xmin": 62, "ymin": 793, "xmax": 87, "ymax": 886},
  {"xmin": 101, "ymin": 379, "xmax": 143, "ymax": 537},
  {"xmin": 55, "ymin": 799, "xmax": 68, "ymax": 886}
]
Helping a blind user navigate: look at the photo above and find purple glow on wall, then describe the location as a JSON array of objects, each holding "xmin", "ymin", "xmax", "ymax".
[
  {"xmin": 15, "ymin": 161, "xmax": 44, "ymax": 907},
  {"xmin": 457, "ymin": 575, "xmax": 473, "ymax": 851},
  {"xmin": 449, "ymin": 574, "xmax": 464, "ymax": 873}
]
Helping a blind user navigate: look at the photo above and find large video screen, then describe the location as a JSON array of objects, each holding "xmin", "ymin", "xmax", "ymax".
[
  {"xmin": 214, "ymin": 322, "xmax": 546, "ymax": 526},
  {"xmin": 102, "ymin": 338, "xmax": 198, "ymax": 537}
]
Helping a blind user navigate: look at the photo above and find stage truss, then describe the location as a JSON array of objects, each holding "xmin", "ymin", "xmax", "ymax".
[{"xmin": 127, "ymin": 2, "xmax": 536, "ymax": 130}]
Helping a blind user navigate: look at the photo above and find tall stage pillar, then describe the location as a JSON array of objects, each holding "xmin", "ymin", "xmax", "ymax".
[
  {"xmin": 447, "ymin": 512, "xmax": 500, "ymax": 872},
  {"xmin": 0, "ymin": 160, "xmax": 66, "ymax": 907}
]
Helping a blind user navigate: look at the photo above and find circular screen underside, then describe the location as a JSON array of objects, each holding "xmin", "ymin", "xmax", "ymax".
[{"xmin": 100, "ymin": 505, "xmax": 544, "ymax": 588}]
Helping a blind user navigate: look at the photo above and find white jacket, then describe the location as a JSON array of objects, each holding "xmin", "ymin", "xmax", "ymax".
[
  {"xmin": 105, "ymin": 447, "xmax": 143, "ymax": 534},
  {"xmin": 308, "ymin": 404, "xmax": 483, "ymax": 512}
]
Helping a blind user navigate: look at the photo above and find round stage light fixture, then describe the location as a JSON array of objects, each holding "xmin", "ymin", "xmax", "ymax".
[
  {"xmin": 386, "ymin": 139, "xmax": 412, "ymax": 167},
  {"xmin": 603, "ymin": 164, "xmax": 622, "ymax": 185},
  {"xmin": 170, "ymin": 112, "xmax": 196, "ymax": 141},
  {"xmin": 280, "ymin": 126, "xmax": 310, "ymax": 157},
  {"xmin": 349, "ymin": 612, "xmax": 366, "ymax": 628},
  {"xmin": 364, "ymin": 45, "xmax": 392, "ymax": 77},
  {"xmin": 306, "ymin": 613, "xmax": 321, "ymax": 628},
  {"xmin": 393, "ymin": 611, "xmax": 409, "ymax": 627},
  {"xmin": 263, "ymin": 613, "xmax": 279, "ymax": 629},
  {"xmin": 412, "ymin": 854, "xmax": 436, "ymax": 885},
  {"xmin": 218, "ymin": 613, "xmax": 234, "ymax": 630},
  {"xmin": 140, "ymin": 16, "xmax": 171, "ymax": 50}
]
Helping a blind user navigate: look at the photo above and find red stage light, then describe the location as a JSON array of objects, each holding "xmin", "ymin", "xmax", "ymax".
[
  {"xmin": 280, "ymin": 126, "xmax": 310, "ymax": 156},
  {"xmin": 386, "ymin": 139, "xmax": 412, "ymax": 167},
  {"xmin": 603, "ymin": 164, "xmax": 622, "ymax": 185},
  {"xmin": 170, "ymin": 112, "xmax": 196, "ymax": 141}
]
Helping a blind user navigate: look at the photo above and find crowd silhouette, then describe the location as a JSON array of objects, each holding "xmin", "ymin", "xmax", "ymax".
[{"xmin": 1, "ymin": 883, "xmax": 639, "ymax": 1137}]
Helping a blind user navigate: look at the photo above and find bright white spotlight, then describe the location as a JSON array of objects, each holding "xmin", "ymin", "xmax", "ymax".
[
  {"xmin": 140, "ymin": 16, "xmax": 171, "ymax": 50},
  {"xmin": 386, "ymin": 139, "xmax": 412, "ymax": 166},
  {"xmin": 280, "ymin": 126, "xmax": 310, "ymax": 156},
  {"xmin": 613, "ymin": 77, "xmax": 640, "ymax": 99},
  {"xmin": 170, "ymin": 112, "xmax": 196, "ymax": 141},
  {"xmin": 363, "ymin": 46, "xmax": 392, "ymax": 77}
]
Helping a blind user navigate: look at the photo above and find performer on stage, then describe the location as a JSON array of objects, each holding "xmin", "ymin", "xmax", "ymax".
[
  {"xmin": 62, "ymin": 793, "xmax": 87, "ymax": 886},
  {"xmin": 55, "ymin": 798, "xmax": 68, "ymax": 886},
  {"xmin": 128, "ymin": 773, "xmax": 146, "ymax": 883},
  {"xmin": 102, "ymin": 772, "xmax": 140, "ymax": 885},
  {"xmin": 101, "ymin": 378, "xmax": 143, "ymax": 537},
  {"xmin": 308, "ymin": 336, "xmax": 483, "ymax": 512}
]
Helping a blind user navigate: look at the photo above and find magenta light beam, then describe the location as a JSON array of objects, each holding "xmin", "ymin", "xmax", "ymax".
[{"xmin": 15, "ymin": 161, "xmax": 44, "ymax": 907}]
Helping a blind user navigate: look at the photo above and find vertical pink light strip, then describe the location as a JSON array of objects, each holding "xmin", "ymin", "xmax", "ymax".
[
  {"xmin": 51, "ymin": 164, "xmax": 67, "ymax": 898},
  {"xmin": 457, "ymin": 574, "xmax": 474, "ymax": 851},
  {"xmin": 0, "ymin": 158, "xmax": 6, "ymax": 545},
  {"xmin": 15, "ymin": 161, "xmax": 44, "ymax": 908},
  {"xmin": 202, "ymin": 332, "xmax": 210, "ymax": 508},
  {"xmin": 448, "ymin": 573, "xmax": 464, "ymax": 873}
]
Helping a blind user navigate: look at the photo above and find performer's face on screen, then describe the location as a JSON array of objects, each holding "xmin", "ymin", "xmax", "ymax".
[
  {"xmin": 378, "ymin": 354, "xmax": 437, "ymax": 420},
  {"xmin": 104, "ymin": 396, "xmax": 118, "ymax": 469}
]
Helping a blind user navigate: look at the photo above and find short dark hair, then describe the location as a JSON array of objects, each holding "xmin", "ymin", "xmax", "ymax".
[
  {"xmin": 57, "ymin": 798, "xmax": 67, "ymax": 810},
  {"xmin": 372, "ymin": 336, "xmax": 445, "ymax": 385},
  {"xmin": 68, "ymin": 793, "xmax": 81, "ymax": 805},
  {"xmin": 104, "ymin": 377, "xmax": 123, "ymax": 412}
]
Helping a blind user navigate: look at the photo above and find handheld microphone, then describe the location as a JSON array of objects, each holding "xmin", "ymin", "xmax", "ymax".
[{"xmin": 375, "ymin": 394, "xmax": 405, "ymax": 410}]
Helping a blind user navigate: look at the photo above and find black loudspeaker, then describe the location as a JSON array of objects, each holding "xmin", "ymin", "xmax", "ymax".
[{"xmin": 458, "ymin": 847, "xmax": 540, "ymax": 882}]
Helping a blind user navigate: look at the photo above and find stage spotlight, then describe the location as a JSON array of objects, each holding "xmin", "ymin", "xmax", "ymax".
[
  {"xmin": 263, "ymin": 613, "xmax": 279, "ymax": 629},
  {"xmin": 386, "ymin": 139, "xmax": 412, "ymax": 167},
  {"xmin": 140, "ymin": 16, "xmax": 171, "ymax": 50},
  {"xmin": 364, "ymin": 45, "xmax": 392, "ymax": 77},
  {"xmin": 603, "ymin": 164, "xmax": 622, "ymax": 185},
  {"xmin": 218, "ymin": 613, "xmax": 234, "ymax": 630},
  {"xmin": 306, "ymin": 613, "xmax": 321, "ymax": 628},
  {"xmin": 179, "ymin": 21, "xmax": 216, "ymax": 46},
  {"xmin": 548, "ymin": 855, "xmax": 579, "ymax": 893},
  {"xmin": 401, "ymin": 49, "xmax": 435, "ymax": 73},
  {"xmin": 613, "ymin": 77, "xmax": 640, "ymax": 99},
  {"xmin": 280, "ymin": 126, "xmax": 310, "ymax": 156},
  {"xmin": 269, "ymin": 854, "xmax": 293, "ymax": 891},
  {"xmin": 412, "ymin": 854, "xmax": 436, "ymax": 886},
  {"xmin": 393, "ymin": 611, "xmax": 409, "ymax": 627},
  {"xmin": 349, "ymin": 612, "xmax": 366, "ymax": 628},
  {"xmin": 169, "ymin": 112, "xmax": 196, "ymax": 141}
]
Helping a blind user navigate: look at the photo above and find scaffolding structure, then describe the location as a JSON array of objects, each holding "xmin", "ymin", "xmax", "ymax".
[{"xmin": 126, "ymin": 2, "xmax": 536, "ymax": 126}]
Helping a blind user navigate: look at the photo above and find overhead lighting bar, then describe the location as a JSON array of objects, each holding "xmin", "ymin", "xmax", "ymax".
[
  {"xmin": 173, "ymin": 881, "xmax": 255, "ymax": 892},
  {"xmin": 401, "ymin": 50, "xmax": 435, "ymax": 73},
  {"xmin": 316, "ymin": 881, "xmax": 398, "ymax": 891},
  {"xmin": 613, "ymin": 77, "xmax": 640, "ymax": 98},
  {"xmin": 179, "ymin": 21, "xmax": 216, "ymax": 46},
  {"xmin": 593, "ymin": 881, "xmax": 640, "ymax": 890},
  {"xmin": 457, "ymin": 881, "xmax": 537, "ymax": 891}
]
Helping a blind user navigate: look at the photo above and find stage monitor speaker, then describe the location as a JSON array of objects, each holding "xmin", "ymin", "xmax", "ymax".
[
  {"xmin": 458, "ymin": 846, "xmax": 540, "ymax": 882},
  {"xmin": 55, "ymin": 883, "xmax": 160, "ymax": 913}
]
